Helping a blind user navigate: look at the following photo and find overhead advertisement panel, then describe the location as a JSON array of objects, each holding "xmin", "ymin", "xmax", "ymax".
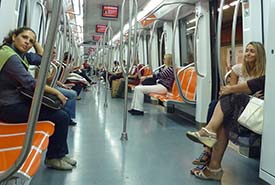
[
  {"xmin": 102, "ymin": 5, "xmax": 119, "ymax": 19},
  {"xmin": 96, "ymin": 24, "xmax": 107, "ymax": 33},
  {"xmin": 92, "ymin": 35, "xmax": 102, "ymax": 41}
]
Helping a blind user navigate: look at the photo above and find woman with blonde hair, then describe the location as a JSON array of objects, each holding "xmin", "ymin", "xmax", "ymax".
[
  {"xmin": 128, "ymin": 54, "xmax": 174, "ymax": 115},
  {"xmin": 191, "ymin": 42, "xmax": 266, "ymax": 171}
]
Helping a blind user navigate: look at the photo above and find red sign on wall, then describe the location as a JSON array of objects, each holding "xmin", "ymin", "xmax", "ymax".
[
  {"xmin": 92, "ymin": 35, "xmax": 102, "ymax": 41},
  {"xmin": 102, "ymin": 5, "xmax": 119, "ymax": 18},
  {"xmin": 96, "ymin": 24, "xmax": 107, "ymax": 33}
]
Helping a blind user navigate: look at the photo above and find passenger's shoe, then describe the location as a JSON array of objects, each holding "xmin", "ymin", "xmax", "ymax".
[
  {"xmin": 61, "ymin": 156, "xmax": 77, "ymax": 166},
  {"xmin": 192, "ymin": 150, "xmax": 211, "ymax": 165},
  {"xmin": 186, "ymin": 127, "xmax": 217, "ymax": 148},
  {"xmin": 128, "ymin": 109, "xmax": 144, "ymax": 116},
  {"xmin": 193, "ymin": 166, "xmax": 223, "ymax": 181},
  {"xmin": 69, "ymin": 120, "xmax": 77, "ymax": 126},
  {"xmin": 76, "ymin": 96, "xmax": 81, "ymax": 100},
  {"xmin": 45, "ymin": 158, "xmax": 73, "ymax": 170},
  {"xmin": 190, "ymin": 164, "xmax": 207, "ymax": 175}
]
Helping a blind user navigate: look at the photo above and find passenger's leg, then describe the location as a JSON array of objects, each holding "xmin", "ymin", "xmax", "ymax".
[
  {"xmin": 208, "ymin": 126, "xmax": 228, "ymax": 170},
  {"xmin": 56, "ymin": 86, "xmax": 77, "ymax": 119},
  {"xmin": 193, "ymin": 127, "xmax": 228, "ymax": 180},
  {"xmin": 130, "ymin": 84, "xmax": 167, "ymax": 111},
  {"xmin": 186, "ymin": 101, "xmax": 224, "ymax": 147}
]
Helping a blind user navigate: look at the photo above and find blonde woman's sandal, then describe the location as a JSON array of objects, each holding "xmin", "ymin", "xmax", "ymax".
[
  {"xmin": 193, "ymin": 166, "xmax": 223, "ymax": 181},
  {"xmin": 186, "ymin": 127, "xmax": 217, "ymax": 148}
]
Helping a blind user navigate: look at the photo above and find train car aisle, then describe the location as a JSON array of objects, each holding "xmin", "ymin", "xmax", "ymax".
[{"xmin": 31, "ymin": 85, "xmax": 267, "ymax": 185}]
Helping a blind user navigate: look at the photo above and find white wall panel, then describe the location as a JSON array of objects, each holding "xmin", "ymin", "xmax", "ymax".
[
  {"xmin": 194, "ymin": 0, "xmax": 212, "ymax": 123},
  {"xmin": 0, "ymin": 0, "xmax": 20, "ymax": 40}
]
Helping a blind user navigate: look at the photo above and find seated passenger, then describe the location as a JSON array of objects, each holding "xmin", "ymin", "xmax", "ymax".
[
  {"xmin": 48, "ymin": 47, "xmax": 78, "ymax": 126},
  {"xmin": 128, "ymin": 54, "xmax": 174, "ymax": 115},
  {"xmin": 0, "ymin": 27, "xmax": 76, "ymax": 170},
  {"xmin": 82, "ymin": 59, "xmax": 91, "ymax": 76},
  {"xmin": 186, "ymin": 75, "xmax": 265, "ymax": 181},
  {"xmin": 191, "ymin": 41, "xmax": 266, "ymax": 172},
  {"xmin": 108, "ymin": 60, "xmax": 123, "ymax": 88},
  {"xmin": 128, "ymin": 62, "xmax": 144, "ymax": 85}
]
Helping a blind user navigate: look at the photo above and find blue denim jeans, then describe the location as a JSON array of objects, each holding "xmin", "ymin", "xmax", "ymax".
[{"xmin": 56, "ymin": 86, "xmax": 77, "ymax": 119}]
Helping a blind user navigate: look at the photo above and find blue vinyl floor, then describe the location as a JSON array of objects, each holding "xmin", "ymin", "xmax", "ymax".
[{"xmin": 31, "ymin": 84, "xmax": 269, "ymax": 185}]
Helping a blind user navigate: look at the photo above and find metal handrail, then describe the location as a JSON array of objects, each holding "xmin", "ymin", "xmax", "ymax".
[
  {"xmin": 0, "ymin": 0, "xmax": 62, "ymax": 182},
  {"xmin": 193, "ymin": 12, "xmax": 205, "ymax": 78},
  {"xmin": 67, "ymin": 0, "xmax": 81, "ymax": 16},
  {"xmin": 142, "ymin": 1, "xmax": 194, "ymax": 21},
  {"xmin": 231, "ymin": 0, "xmax": 241, "ymax": 67},
  {"xmin": 172, "ymin": 4, "xmax": 196, "ymax": 105},
  {"xmin": 26, "ymin": 0, "xmax": 31, "ymax": 27},
  {"xmin": 216, "ymin": 0, "xmax": 225, "ymax": 85},
  {"xmin": 159, "ymin": 31, "xmax": 167, "ymax": 65},
  {"xmin": 148, "ymin": 20, "xmax": 161, "ymax": 69},
  {"xmin": 51, "ymin": 29, "xmax": 63, "ymax": 87},
  {"xmin": 18, "ymin": 0, "xmax": 26, "ymax": 27},
  {"xmin": 153, "ymin": 64, "xmax": 165, "ymax": 73},
  {"xmin": 36, "ymin": 1, "xmax": 46, "ymax": 45}
]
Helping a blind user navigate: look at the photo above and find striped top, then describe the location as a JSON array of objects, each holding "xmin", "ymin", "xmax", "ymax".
[{"xmin": 155, "ymin": 66, "xmax": 174, "ymax": 91}]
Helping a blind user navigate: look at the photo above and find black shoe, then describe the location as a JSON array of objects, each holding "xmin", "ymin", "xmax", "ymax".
[
  {"xmin": 128, "ymin": 109, "xmax": 144, "ymax": 116},
  {"xmin": 128, "ymin": 109, "xmax": 134, "ymax": 114},
  {"xmin": 69, "ymin": 120, "xmax": 77, "ymax": 126}
]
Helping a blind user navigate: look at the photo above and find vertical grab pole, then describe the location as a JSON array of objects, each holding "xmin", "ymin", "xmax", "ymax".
[
  {"xmin": 0, "ymin": 0, "xmax": 62, "ymax": 182},
  {"xmin": 120, "ymin": 0, "xmax": 138, "ymax": 141},
  {"xmin": 216, "ymin": 0, "xmax": 225, "ymax": 85},
  {"xmin": 98, "ymin": 39, "xmax": 103, "ymax": 95},
  {"xmin": 103, "ymin": 24, "xmax": 113, "ymax": 107},
  {"xmin": 231, "ymin": 0, "xmax": 241, "ymax": 67},
  {"xmin": 119, "ymin": 0, "xmax": 127, "ymax": 140}
]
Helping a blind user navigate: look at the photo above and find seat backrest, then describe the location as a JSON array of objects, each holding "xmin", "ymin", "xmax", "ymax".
[
  {"xmin": 0, "ymin": 121, "xmax": 54, "ymax": 179},
  {"xmin": 173, "ymin": 66, "xmax": 197, "ymax": 101}
]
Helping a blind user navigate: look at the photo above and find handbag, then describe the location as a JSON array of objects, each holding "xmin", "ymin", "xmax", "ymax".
[
  {"xmin": 18, "ymin": 87, "xmax": 63, "ymax": 110},
  {"xmin": 237, "ymin": 97, "xmax": 264, "ymax": 135},
  {"xmin": 141, "ymin": 77, "xmax": 157, "ymax": 85}
]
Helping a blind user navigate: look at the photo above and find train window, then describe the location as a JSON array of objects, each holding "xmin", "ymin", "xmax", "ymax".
[
  {"xmin": 179, "ymin": 14, "xmax": 195, "ymax": 66},
  {"xmin": 218, "ymin": 0, "xmax": 243, "ymax": 76}
]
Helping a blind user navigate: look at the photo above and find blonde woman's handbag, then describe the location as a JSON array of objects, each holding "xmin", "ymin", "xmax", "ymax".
[{"xmin": 238, "ymin": 97, "xmax": 264, "ymax": 135}]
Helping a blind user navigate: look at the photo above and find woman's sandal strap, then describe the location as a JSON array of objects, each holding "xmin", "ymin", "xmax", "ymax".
[
  {"xmin": 206, "ymin": 166, "xmax": 222, "ymax": 173},
  {"xmin": 202, "ymin": 127, "xmax": 216, "ymax": 137}
]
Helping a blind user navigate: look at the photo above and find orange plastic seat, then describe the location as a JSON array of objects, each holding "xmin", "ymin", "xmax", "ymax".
[
  {"xmin": 148, "ymin": 66, "xmax": 197, "ymax": 104},
  {"xmin": 0, "ymin": 121, "xmax": 54, "ymax": 181}
]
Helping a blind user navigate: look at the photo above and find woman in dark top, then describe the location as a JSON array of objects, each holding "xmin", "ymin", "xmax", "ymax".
[
  {"xmin": 128, "ymin": 54, "xmax": 174, "ymax": 115},
  {"xmin": 0, "ymin": 27, "xmax": 76, "ymax": 170},
  {"xmin": 186, "ymin": 76, "xmax": 265, "ymax": 181}
]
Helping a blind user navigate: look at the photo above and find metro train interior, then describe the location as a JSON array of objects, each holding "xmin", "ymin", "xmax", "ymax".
[{"xmin": 0, "ymin": 0, "xmax": 274, "ymax": 185}]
